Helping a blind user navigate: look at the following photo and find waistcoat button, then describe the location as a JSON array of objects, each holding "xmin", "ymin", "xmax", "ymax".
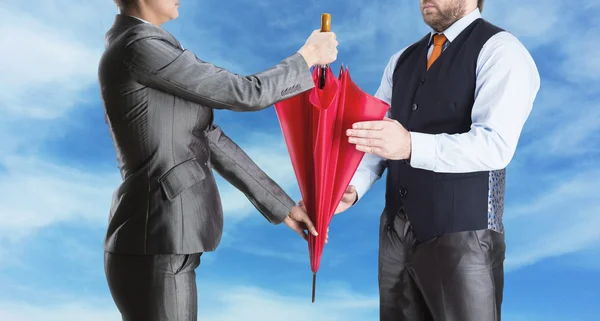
[
  {"xmin": 412, "ymin": 103, "xmax": 418, "ymax": 111},
  {"xmin": 399, "ymin": 186, "xmax": 407, "ymax": 196}
]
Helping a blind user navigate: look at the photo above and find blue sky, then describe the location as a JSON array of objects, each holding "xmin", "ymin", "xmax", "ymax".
[{"xmin": 0, "ymin": 0, "xmax": 598, "ymax": 320}]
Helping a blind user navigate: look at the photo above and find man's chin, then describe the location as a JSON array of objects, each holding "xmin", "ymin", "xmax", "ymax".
[{"xmin": 422, "ymin": 16, "xmax": 437, "ymax": 27}]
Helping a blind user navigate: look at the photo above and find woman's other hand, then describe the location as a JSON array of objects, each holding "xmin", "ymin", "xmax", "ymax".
[{"xmin": 283, "ymin": 205, "xmax": 318, "ymax": 242}]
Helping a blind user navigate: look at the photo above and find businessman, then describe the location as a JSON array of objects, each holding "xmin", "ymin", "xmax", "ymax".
[
  {"xmin": 340, "ymin": 0, "xmax": 540, "ymax": 320},
  {"xmin": 99, "ymin": 0, "xmax": 338, "ymax": 320}
]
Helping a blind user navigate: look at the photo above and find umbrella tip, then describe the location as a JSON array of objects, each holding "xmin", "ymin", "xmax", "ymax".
[{"xmin": 311, "ymin": 272, "xmax": 317, "ymax": 303}]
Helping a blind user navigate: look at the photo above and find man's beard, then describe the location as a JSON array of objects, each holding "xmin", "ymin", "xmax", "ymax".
[{"xmin": 422, "ymin": 0, "xmax": 467, "ymax": 32}]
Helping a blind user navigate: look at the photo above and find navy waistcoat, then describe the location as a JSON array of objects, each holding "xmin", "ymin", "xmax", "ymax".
[{"xmin": 386, "ymin": 18, "xmax": 505, "ymax": 242}]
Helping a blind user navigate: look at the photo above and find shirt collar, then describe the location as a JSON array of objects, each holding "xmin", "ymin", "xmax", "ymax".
[{"xmin": 428, "ymin": 8, "xmax": 481, "ymax": 45}]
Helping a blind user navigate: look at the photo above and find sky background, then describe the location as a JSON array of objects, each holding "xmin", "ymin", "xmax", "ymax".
[{"xmin": 0, "ymin": 0, "xmax": 598, "ymax": 320}]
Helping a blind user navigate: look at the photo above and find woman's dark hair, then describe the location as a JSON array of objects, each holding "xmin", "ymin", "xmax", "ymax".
[{"xmin": 478, "ymin": 0, "xmax": 485, "ymax": 12}]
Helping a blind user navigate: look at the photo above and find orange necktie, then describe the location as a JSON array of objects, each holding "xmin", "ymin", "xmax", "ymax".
[{"xmin": 427, "ymin": 33, "xmax": 447, "ymax": 70}]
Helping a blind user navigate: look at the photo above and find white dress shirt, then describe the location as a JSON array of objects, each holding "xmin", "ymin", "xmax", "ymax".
[{"xmin": 350, "ymin": 9, "xmax": 540, "ymax": 201}]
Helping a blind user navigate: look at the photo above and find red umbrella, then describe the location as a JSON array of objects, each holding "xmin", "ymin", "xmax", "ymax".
[{"xmin": 273, "ymin": 14, "xmax": 389, "ymax": 302}]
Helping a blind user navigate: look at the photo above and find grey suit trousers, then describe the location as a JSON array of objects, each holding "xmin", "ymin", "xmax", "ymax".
[
  {"xmin": 104, "ymin": 251, "xmax": 203, "ymax": 321},
  {"xmin": 378, "ymin": 208, "xmax": 505, "ymax": 321}
]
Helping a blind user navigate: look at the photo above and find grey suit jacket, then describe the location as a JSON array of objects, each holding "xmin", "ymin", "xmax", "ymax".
[{"xmin": 98, "ymin": 15, "xmax": 314, "ymax": 255}]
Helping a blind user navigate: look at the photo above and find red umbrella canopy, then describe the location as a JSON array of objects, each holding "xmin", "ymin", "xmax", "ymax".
[{"xmin": 274, "ymin": 65, "xmax": 389, "ymax": 301}]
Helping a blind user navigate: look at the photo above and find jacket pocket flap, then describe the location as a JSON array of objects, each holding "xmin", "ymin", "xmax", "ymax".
[{"xmin": 159, "ymin": 158, "xmax": 206, "ymax": 200}]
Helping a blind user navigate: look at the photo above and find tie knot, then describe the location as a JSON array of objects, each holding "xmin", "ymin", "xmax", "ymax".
[{"xmin": 433, "ymin": 33, "xmax": 447, "ymax": 46}]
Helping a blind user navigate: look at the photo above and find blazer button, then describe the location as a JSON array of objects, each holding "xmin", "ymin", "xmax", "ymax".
[
  {"xmin": 412, "ymin": 103, "xmax": 418, "ymax": 111},
  {"xmin": 399, "ymin": 186, "xmax": 407, "ymax": 197}
]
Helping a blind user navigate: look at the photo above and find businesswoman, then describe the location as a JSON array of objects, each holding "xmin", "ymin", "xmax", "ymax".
[{"xmin": 99, "ymin": 0, "xmax": 338, "ymax": 320}]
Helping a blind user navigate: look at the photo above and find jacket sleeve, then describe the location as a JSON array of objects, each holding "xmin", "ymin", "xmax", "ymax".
[
  {"xmin": 121, "ymin": 27, "xmax": 314, "ymax": 111},
  {"xmin": 205, "ymin": 124, "xmax": 294, "ymax": 224}
]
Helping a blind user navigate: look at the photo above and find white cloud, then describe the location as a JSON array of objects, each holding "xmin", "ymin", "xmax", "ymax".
[
  {"xmin": 502, "ymin": 312, "xmax": 577, "ymax": 321},
  {"xmin": 0, "ymin": 156, "xmax": 118, "ymax": 241},
  {"xmin": 0, "ymin": 4, "xmax": 598, "ymax": 320},
  {"xmin": 0, "ymin": 0, "xmax": 302, "ymax": 243},
  {"xmin": 514, "ymin": 84, "xmax": 600, "ymax": 160},
  {"xmin": 555, "ymin": 247, "xmax": 600, "ymax": 272},
  {"xmin": 0, "ymin": 301, "xmax": 120, "ymax": 321},
  {"xmin": 0, "ymin": 281, "xmax": 583, "ymax": 321},
  {"xmin": 561, "ymin": 29, "xmax": 600, "ymax": 84},
  {"xmin": 504, "ymin": 167, "xmax": 600, "ymax": 271},
  {"xmin": 235, "ymin": 246, "xmax": 308, "ymax": 263},
  {"xmin": 30, "ymin": 129, "xmax": 285, "ymax": 249},
  {"xmin": 0, "ymin": 281, "xmax": 378, "ymax": 321},
  {"xmin": 200, "ymin": 283, "xmax": 377, "ymax": 321},
  {"xmin": 0, "ymin": 135, "xmax": 298, "ymax": 244},
  {"xmin": 485, "ymin": 0, "xmax": 600, "ymax": 89},
  {"xmin": 0, "ymin": 2, "xmax": 112, "ymax": 119},
  {"xmin": 485, "ymin": 0, "xmax": 561, "ymax": 42},
  {"xmin": 0, "ymin": 0, "xmax": 301, "ymax": 240}
]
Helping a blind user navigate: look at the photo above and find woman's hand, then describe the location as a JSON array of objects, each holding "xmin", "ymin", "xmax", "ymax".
[
  {"xmin": 298, "ymin": 29, "xmax": 338, "ymax": 67},
  {"xmin": 285, "ymin": 202, "xmax": 330, "ymax": 243},
  {"xmin": 284, "ymin": 205, "xmax": 317, "ymax": 241}
]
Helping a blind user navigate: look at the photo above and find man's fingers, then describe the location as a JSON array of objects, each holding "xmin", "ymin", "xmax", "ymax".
[
  {"xmin": 355, "ymin": 144, "xmax": 385, "ymax": 156},
  {"xmin": 346, "ymin": 128, "xmax": 385, "ymax": 139},
  {"xmin": 348, "ymin": 136, "xmax": 384, "ymax": 147},
  {"xmin": 351, "ymin": 120, "xmax": 385, "ymax": 130}
]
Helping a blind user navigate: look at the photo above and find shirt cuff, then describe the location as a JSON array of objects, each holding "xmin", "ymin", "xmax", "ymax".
[
  {"xmin": 349, "ymin": 176, "xmax": 366, "ymax": 203},
  {"xmin": 409, "ymin": 132, "xmax": 437, "ymax": 171}
]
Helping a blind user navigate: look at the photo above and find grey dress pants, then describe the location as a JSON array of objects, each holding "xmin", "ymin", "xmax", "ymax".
[
  {"xmin": 104, "ymin": 251, "xmax": 202, "ymax": 321},
  {"xmin": 378, "ymin": 207, "xmax": 505, "ymax": 321}
]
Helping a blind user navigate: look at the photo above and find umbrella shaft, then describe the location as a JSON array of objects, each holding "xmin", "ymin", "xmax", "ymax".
[{"xmin": 319, "ymin": 65, "xmax": 327, "ymax": 89}]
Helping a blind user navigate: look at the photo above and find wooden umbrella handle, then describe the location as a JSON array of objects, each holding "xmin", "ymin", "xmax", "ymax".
[
  {"xmin": 318, "ymin": 13, "xmax": 331, "ymax": 89},
  {"xmin": 321, "ymin": 13, "xmax": 331, "ymax": 32}
]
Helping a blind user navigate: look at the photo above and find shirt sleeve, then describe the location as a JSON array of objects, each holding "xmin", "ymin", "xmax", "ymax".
[
  {"xmin": 349, "ymin": 50, "xmax": 404, "ymax": 201},
  {"xmin": 409, "ymin": 32, "xmax": 541, "ymax": 173}
]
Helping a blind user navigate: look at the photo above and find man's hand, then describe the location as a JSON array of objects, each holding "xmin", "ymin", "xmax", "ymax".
[
  {"xmin": 298, "ymin": 185, "xmax": 357, "ymax": 216},
  {"xmin": 298, "ymin": 29, "xmax": 338, "ymax": 67},
  {"xmin": 346, "ymin": 117, "xmax": 411, "ymax": 160},
  {"xmin": 284, "ymin": 205, "xmax": 323, "ymax": 242},
  {"xmin": 335, "ymin": 185, "xmax": 358, "ymax": 214}
]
